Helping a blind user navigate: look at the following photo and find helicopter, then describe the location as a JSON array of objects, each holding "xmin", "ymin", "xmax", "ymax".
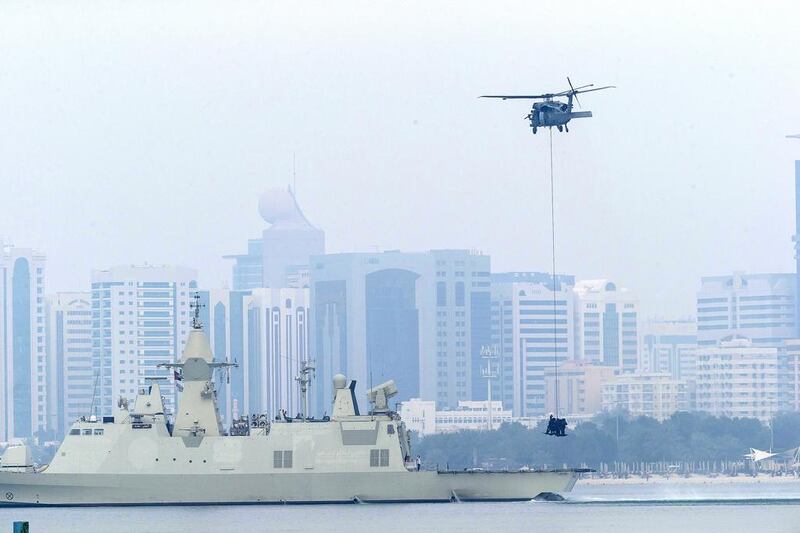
[{"xmin": 481, "ymin": 78, "xmax": 615, "ymax": 134}]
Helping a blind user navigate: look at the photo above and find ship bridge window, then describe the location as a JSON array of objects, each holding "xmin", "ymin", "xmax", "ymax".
[
  {"xmin": 81, "ymin": 429, "xmax": 92, "ymax": 436},
  {"xmin": 273, "ymin": 450, "xmax": 293, "ymax": 469},
  {"xmin": 69, "ymin": 429, "xmax": 80, "ymax": 436},
  {"xmin": 370, "ymin": 449, "xmax": 389, "ymax": 467},
  {"xmin": 93, "ymin": 429, "xmax": 104, "ymax": 436}
]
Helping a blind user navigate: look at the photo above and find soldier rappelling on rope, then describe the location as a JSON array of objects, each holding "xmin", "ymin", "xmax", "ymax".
[{"xmin": 545, "ymin": 414, "xmax": 568, "ymax": 437}]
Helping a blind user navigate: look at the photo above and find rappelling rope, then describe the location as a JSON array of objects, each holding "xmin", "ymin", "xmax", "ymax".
[{"xmin": 549, "ymin": 127, "xmax": 559, "ymax": 418}]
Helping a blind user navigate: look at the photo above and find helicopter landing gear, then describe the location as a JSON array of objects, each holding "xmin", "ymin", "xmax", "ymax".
[
  {"xmin": 557, "ymin": 125, "xmax": 563, "ymax": 132},
  {"xmin": 532, "ymin": 126, "xmax": 538, "ymax": 134},
  {"xmin": 564, "ymin": 124, "xmax": 569, "ymax": 133}
]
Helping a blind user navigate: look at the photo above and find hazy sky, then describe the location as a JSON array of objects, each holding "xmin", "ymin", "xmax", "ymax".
[{"xmin": 2, "ymin": 1, "xmax": 799, "ymax": 318}]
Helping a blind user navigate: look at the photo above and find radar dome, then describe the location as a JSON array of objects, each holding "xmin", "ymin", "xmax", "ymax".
[
  {"xmin": 333, "ymin": 373, "xmax": 347, "ymax": 390},
  {"xmin": 258, "ymin": 188, "xmax": 301, "ymax": 224}
]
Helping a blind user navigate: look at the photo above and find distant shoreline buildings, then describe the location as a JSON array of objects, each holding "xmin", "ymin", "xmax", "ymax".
[{"xmin": 3, "ymin": 156, "xmax": 800, "ymax": 439}]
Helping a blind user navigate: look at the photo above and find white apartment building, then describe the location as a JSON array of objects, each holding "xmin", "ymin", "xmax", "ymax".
[
  {"xmin": 490, "ymin": 273, "xmax": 576, "ymax": 418},
  {"xmin": 602, "ymin": 372, "xmax": 688, "ymax": 421},
  {"xmin": 399, "ymin": 398, "xmax": 511, "ymax": 436},
  {"xmin": 91, "ymin": 265, "xmax": 197, "ymax": 417},
  {"xmin": 781, "ymin": 339, "xmax": 800, "ymax": 412},
  {"xmin": 199, "ymin": 287, "xmax": 311, "ymax": 424},
  {"xmin": 398, "ymin": 398, "xmax": 437, "ymax": 435},
  {"xmin": 0, "ymin": 239, "xmax": 47, "ymax": 440},
  {"xmin": 574, "ymin": 280, "xmax": 639, "ymax": 373},
  {"xmin": 695, "ymin": 336, "xmax": 780, "ymax": 422},
  {"xmin": 697, "ymin": 273, "xmax": 795, "ymax": 348},
  {"xmin": 46, "ymin": 292, "xmax": 93, "ymax": 437}
]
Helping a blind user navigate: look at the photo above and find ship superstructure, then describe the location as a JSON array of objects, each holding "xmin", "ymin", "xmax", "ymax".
[{"xmin": 0, "ymin": 303, "xmax": 580, "ymax": 505}]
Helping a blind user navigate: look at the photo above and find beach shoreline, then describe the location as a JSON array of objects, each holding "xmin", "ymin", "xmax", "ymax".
[{"xmin": 579, "ymin": 473, "xmax": 800, "ymax": 485}]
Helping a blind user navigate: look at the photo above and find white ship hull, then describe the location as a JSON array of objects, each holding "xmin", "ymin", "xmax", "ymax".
[
  {"xmin": 0, "ymin": 470, "xmax": 578, "ymax": 506},
  {"xmin": 0, "ymin": 328, "xmax": 583, "ymax": 506}
]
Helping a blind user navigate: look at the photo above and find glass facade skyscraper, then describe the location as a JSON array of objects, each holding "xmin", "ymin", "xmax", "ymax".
[
  {"xmin": 310, "ymin": 250, "xmax": 490, "ymax": 416},
  {"xmin": 0, "ymin": 239, "xmax": 47, "ymax": 440}
]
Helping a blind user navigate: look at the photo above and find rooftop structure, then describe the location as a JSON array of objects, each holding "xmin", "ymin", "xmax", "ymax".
[{"xmin": 225, "ymin": 188, "xmax": 324, "ymax": 289}]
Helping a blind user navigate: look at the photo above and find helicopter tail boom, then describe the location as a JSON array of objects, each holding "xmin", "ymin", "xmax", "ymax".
[{"xmin": 569, "ymin": 111, "xmax": 593, "ymax": 119}]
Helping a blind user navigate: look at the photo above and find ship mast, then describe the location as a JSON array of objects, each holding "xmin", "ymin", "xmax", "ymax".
[
  {"xmin": 295, "ymin": 360, "xmax": 315, "ymax": 422},
  {"xmin": 158, "ymin": 292, "xmax": 237, "ymax": 437}
]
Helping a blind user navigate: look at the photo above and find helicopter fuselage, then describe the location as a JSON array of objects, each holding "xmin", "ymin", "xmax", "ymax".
[{"xmin": 528, "ymin": 100, "xmax": 592, "ymax": 133}]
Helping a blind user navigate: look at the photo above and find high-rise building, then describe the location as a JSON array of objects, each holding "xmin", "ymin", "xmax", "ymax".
[
  {"xmin": 695, "ymin": 336, "xmax": 780, "ymax": 422},
  {"xmin": 602, "ymin": 372, "xmax": 688, "ymax": 421},
  {"xmin": 225, "ymin": 239, "xmax": 263, "ymax": 291},
  {"xmin": 432, "ymin": 250, "xmax": 491, "ymax": 408},
  {"xmin": 640, "ymin": 319, "xmax": 697, "ymax": 380},
  {"xmin": 780, "ymin": 339, "xmax": 800, "ymax": 412},
  {"xmin": 90, "ymin": 265, "xmax": 197, "ymax": 417},
  {"xmin": 574, "ymin": 279, "xmax": 639, "ymax": 372},
  {"xmin": 45, "ymin": 292, "xmax": 92, "ymax": 437},
  {"xmin": 310, "ymin": 250, "xmax": 490, "ymax": 415},
  {"xmin": 490, "ymin": 272, "xmax": 576, "ymax": 417},
  {"xmin": 224, "ymin": 188, "xmax": 324, "ymax": 289},
  {"xmin": 198, "ymin": 287, "xmax": 311, "ymax": 424},
  {"xmin": 696, "ymin": 272, "xmax": 795, "ymax": 348},
  {"xmin": 544, "ymin": 360, "xmax": 616, "ymax": 417},
  {"xmin": 794, "ymin": 160, "xmax": 800, "ymax": 338},
  {"xmin": 0, "ymin": 240, "xmax": 47, "ymax": 440}
]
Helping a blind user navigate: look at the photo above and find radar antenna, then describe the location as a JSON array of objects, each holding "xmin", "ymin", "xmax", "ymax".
[
  {"xmin": 190, "ymin": 292, "xmax": 205, "ymax": 330},
  {"xmin": 295, "ymin": 360, "xmax": 315, "ymax": 422},
  {"xmin": 480, "ymin": 345, "xmax": 499, "ymax": 430}
]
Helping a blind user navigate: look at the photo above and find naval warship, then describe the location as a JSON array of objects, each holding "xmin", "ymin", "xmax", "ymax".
[{"xmin": 0, "ymin": 304, "xmax": 581, "ymax": 506}]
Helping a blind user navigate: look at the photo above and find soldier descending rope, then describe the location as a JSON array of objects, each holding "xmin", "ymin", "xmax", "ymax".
[{"xmin": 545, "ymin": 414, "xmax": 569, "ymax": 437}]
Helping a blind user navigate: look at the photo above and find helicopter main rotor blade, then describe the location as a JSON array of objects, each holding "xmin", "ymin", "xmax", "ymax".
[
  {"xmin": 480, "ymin": 94, "xmax": 556, "ymax": 100},
  {"xmin": 571, "ymin": 85, "xmax": 616, "ymax": 94},
  {"xmin": 553, "ymin": 84, "xmax": 593, "ymax": 97}
]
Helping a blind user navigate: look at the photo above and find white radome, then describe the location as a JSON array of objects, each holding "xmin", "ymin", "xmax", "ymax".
[
  {"xmin": 333, "ymin": 373, "xmax": 347, "ymax": 390},
  {"xmin": 258, "ymin": 188, "xmax": 300, "ymax": 224}
]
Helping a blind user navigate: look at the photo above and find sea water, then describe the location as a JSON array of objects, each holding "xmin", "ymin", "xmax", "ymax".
[{"xmin": 1, "ymin": 481, "xmax": 799, "ymax": 533}]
